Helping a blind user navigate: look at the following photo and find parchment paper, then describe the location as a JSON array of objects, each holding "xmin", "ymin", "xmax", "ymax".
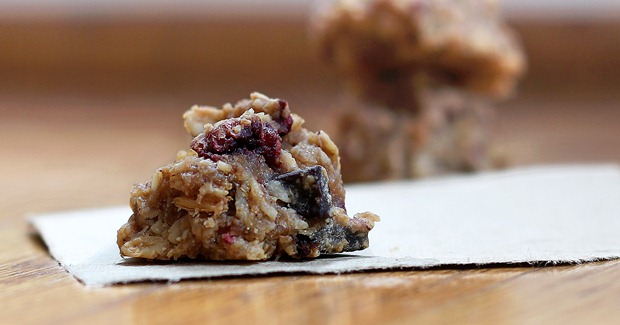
[{"xmin": 31, "ymin": 165, "xmax": 620, "ymax": 287}]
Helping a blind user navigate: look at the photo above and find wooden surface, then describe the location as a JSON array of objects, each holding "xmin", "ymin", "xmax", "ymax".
[
  {"xmin": 2, "ymin": 8, "xmax": 620, "ymax": 324},
  {"xmin": 1, "ymin": 90, "xmax": 620, "ymax": 324}
]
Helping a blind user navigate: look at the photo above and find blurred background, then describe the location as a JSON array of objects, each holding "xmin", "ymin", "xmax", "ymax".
[
  {"xmin": 1, "ymin": 0, "xmax": 618, "ymax": 98},
  {"xmin": 1, "ymin": 0, "xmax": 619, "ymax": 213}
]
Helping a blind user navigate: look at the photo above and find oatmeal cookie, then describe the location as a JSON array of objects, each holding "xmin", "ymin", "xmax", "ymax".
[
  {"xmin": 117, "ymin": 93, "xmax": 379, "ymax": 260},
  {"xmin": 314, "ymin": 0, "xmax": 525, "ymax": 109}
]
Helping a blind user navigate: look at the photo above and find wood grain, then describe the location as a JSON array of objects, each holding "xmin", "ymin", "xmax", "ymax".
[{"xmin": 1, "ymin": 92, "xmax": 620, "ymax": 324}]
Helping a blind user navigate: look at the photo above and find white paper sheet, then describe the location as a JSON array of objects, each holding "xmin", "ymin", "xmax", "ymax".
[{"xmin": 31, "ymin": 165, "xmax": 620, "ymax": 287}]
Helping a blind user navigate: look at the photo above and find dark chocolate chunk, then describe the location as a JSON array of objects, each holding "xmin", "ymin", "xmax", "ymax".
[
  {"xmin": 295, "ymin": 223, "xmax": 369, "ymax": 257},
  {"xmin": 294, "ymin": 234, "xmax": 319, "ymax": 258},
  {"xmin": 273, "ymin": 166, "xmax": 332, "ymax": 222}
]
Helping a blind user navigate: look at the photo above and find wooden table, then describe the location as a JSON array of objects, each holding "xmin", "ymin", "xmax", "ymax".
[{"xmin": 2, "ymin": 92, "xmax": 620, "ymax": 324}]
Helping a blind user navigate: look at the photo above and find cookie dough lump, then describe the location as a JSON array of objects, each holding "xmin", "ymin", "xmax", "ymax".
[
  {"xmin": 313, "ymin": 0, "xmax": 525, "ymax": 181},
  {"xmin": 117, "ymin": 93, "xmax": 379, "ymax": 260}
]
